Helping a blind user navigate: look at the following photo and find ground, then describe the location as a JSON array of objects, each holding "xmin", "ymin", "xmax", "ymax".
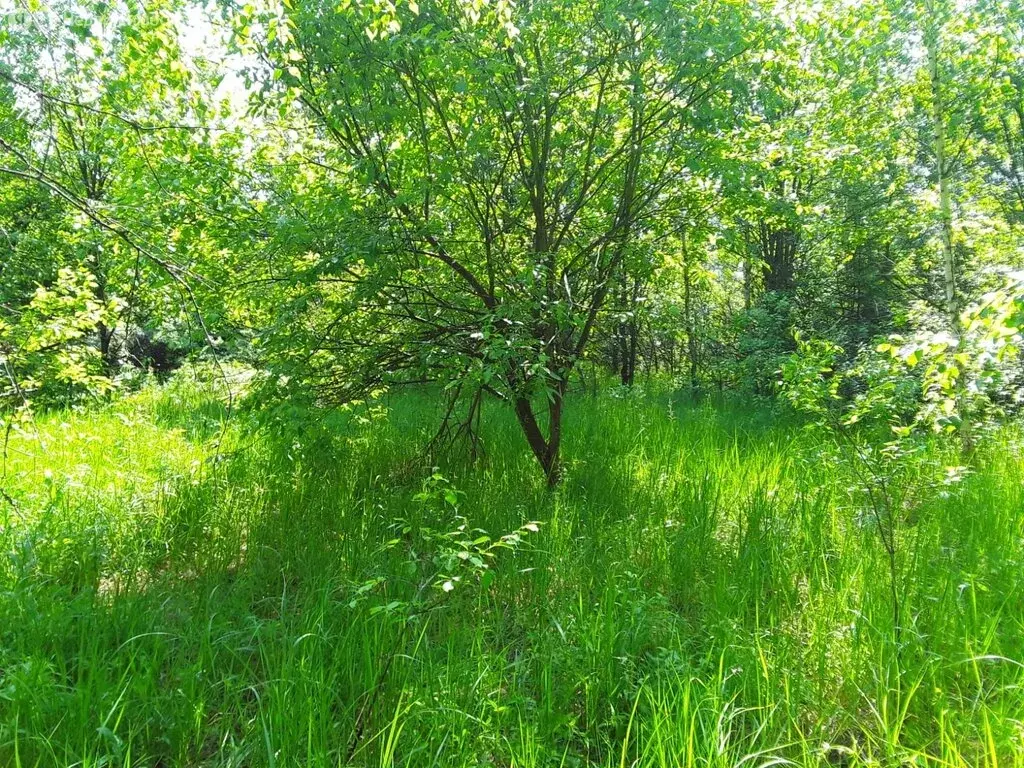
[{"xmin": 1, "ymin": 374, "xmax": 1022, "ymax": 767}]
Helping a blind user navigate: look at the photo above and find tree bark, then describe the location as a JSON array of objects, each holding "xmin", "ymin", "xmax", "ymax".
[
  {"xmin": 514, "ymin": 390, "xmax": 564, "ymax": 488},
  {"xmin": 925, "ymin": 0, "xmax": 971, "ymax": 452},
  {"xmin": 92, "ymin": 254, "xmax": 118, "ymax": 374},
  {"xmin": 742, "ymin": 225, "xmax": 754, "ymax": 311},
  {"xmin": 682, "ymin": 228, "xmax": 699, "ymax": 393},
  {"xmin": 760, "ymin": 223, "xmax": 798, "ymax": 293}
]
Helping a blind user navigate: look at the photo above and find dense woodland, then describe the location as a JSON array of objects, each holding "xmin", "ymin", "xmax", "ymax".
[{"xmin": 2, "ymin": 0, "xmax": 1024, "ymax": 765}]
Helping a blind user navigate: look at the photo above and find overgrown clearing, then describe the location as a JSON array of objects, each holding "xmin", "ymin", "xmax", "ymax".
[
  {"xmin": 2, "ymin": 376, "xmax": 1023, "ymax": 767},
  {"xmin": 3, "ymin": 0, "xmax": 1024, "ymax": 764}
]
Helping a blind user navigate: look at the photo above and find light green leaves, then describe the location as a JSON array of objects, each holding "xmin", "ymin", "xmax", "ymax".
[{"xmin": 0, "ymin": 267, "xmax": 120, "ymax": 408}]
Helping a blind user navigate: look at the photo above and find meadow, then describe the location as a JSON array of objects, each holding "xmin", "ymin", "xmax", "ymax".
[{"xmin": 1, "ymin": 374, "xmax": 1023, "ymax": 767}]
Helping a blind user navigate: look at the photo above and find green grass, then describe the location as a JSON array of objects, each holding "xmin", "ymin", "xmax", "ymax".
[{"xmin": 1, "ymin": 375, "xmax": 1023, "ymax": 766}]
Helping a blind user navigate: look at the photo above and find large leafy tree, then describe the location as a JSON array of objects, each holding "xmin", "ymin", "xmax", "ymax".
[{"xmin": 241, "ymin": 0, "xmax": 766, "ymax": 483}]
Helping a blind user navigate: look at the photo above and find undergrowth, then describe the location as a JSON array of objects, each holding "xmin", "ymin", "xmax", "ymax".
[{"xmin": 1, "ymin": 375, "xmax": 1022, "ymax": 766}]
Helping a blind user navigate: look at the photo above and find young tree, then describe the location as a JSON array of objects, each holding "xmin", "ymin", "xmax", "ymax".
[
  {"xmin": 905, "ymin": 0, "xmax": 1000, "ymax": 449},
  {"xmin": 980, "ymin": 0, "xmax": 1024, "ymax": 225},
  {"xmin": 241, "ymin": 0, "xmax": 764, "ymax": 484}
]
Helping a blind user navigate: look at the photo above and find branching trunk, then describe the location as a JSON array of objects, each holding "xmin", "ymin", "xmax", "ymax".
[{"xmin": 514, "ymin": 388, "xmax": 564, "ymax": 488}]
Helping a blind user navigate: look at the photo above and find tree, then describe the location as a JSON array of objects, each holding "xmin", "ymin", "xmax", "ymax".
[
  {"xmin": 0, "ymin": 0, "xmax": 248, "ymax": 407},
  {"xmin": 979, "ymin": 0, "xmax": 1024, "ymax": 225},
  {"xmin": 240, "ymin": 0, "xmax": 765, "ymax": 484}
]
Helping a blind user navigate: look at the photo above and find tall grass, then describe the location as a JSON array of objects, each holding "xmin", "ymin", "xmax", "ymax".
[{"xmin": 1, "ymin": 376, "xmax": 1022, "ymax": 766}]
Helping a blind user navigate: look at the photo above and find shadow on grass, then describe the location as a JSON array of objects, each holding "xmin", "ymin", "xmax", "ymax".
[{"xmin": 4, "ymin": 389, "xmax": 1021, "ymax": 767}]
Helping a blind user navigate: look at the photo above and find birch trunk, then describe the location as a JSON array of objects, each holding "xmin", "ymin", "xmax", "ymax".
[{"xmin": 925, "ymin": 0, "xmax": 972, "ymax": 452}]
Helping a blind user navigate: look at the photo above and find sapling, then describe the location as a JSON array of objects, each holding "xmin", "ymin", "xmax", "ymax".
[
  {"xmin": 346, "ymin": 471, "xmax": 540, "ymax": 761},
  {"xmin": 782, "ymin": 271, "xmax": 1024, "ymax": 647},
  {"xmin": 781, "ymin": 335, "xmax": 933, "ymax": 645}
]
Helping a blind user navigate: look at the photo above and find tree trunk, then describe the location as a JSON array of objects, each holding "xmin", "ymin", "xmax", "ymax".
[
  {"xmin": 98, "ymin": 322, "xmax": 115, "ymax": 372},
  {"xmin": 682, "ymin": 229, "xmax": 699, "ymax": 393},
  {"xmin": 926, "ymin": 1, "xmax": 971, "ymax": 452},
  {"xmin": 514, "ymin": 389, "xmax": 564, "ymax": 488},
  {"xmin": 93, "ymin": 261, "xmax": 118, "ymax": 374},
  {"xmin": 760, "ymin": 223, "xmax": 798, "ymax": 293},
  {"xmin": 623, "ymin": 319, "xmax": 637, "ymax": 386},
  {"xmin": 545, "ymin": 382, "xmax": 564, "ymax": 487},
  {"xmin": 742, "ymin": 225, "xmax": 754, "ymax": 311},
  {"xmin": 616, "ymin": 274, "xmax": 636, "ymax": 386},
  {"xmin": 617, "ymin": 326, "xmax": 630, "ymax": 385}
]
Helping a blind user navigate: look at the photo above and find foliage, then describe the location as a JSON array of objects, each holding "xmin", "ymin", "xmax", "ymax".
[
  {"xmin": 2, "ymin": 0, "xmax": 1023, "ymax": 477},
  {"xmin": 2, "ymin": 383, "xmax": 1024, "ymax": 765},
  {"xmin": 0, "ymin": 267, "xmax": 121, "ymax": 411},
  {"xmin": 1, "ymin": 2, "xmax": 1024, "ymax": 763},
  {"xmin": 230, "ymin": 0, "xmax": 770, "ymax": 482},
  {"xmin": 1, "ymin": 0, "xmax": 248, "ymax": 415}
]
